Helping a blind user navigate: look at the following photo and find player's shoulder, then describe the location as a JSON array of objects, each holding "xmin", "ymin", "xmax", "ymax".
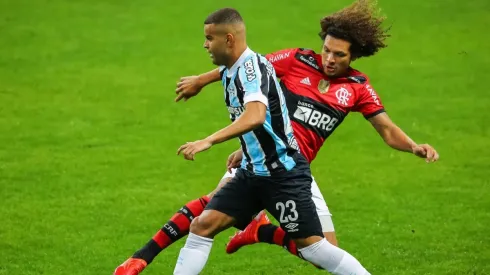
[
  {"xmin": 345, "ymin": 68, "xmax": 370, "ymax": 85},
  {"xmin": 296, "ymin": 47, "xmax": 320, "ymax": 56},
  {"xmin": 237, "ymin": 52, "xmax": 262, "ymax": 82},
  {"xmin": 338, "ymin": 68, "xmax": 372, "ymax": 92},
  {"xmin": 266, "ymin": 47, "xmax": 299, "ymax": 63},
  {"xmin": 292, "ymin": 48, "xmax": 322, "ymax": 72}
]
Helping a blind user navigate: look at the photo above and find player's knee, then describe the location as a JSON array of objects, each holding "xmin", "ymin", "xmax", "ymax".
[
  {"xmin": 190, "ymin": 216, "xmax": 213, "ymax": 238},
  {"xmin": 323, "ymin": 232, "xmax": 338, "ymax": 247},
  {"xmin": 207, "ymin": 177, "xmax": 232, "ymax": 198},
  {"xmin": 293, "ymin": 235, "xmax": 324, "ymax": 249},
  {"xmin": 189, "ymin": 210, "xmax": 233, "ymax": 238}
]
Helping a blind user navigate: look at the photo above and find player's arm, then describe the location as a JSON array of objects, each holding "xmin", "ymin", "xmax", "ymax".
[
  {"xmin": 175, "ymin": 48, "xmax": 297, "ymax": 102},
  {"xmin": 175, "ymin": 68, "xmax": 221, "ymax": 102},
  {"xmin": 207, "ymin": 102, "xmax": 266, "ymax": 144},
  {"xmin": 367, "ymin": 108, "xmax": 439, "ymax": 162},
  {"xmin": 178, "ymin": 60, "xmax": 269, "ymax": 161},
  {"xmin": 177, "ymin": 102, "xmax": 266, "ymax": 160},
  {"xmin": 369, "ymin": 113, "xmax": 414, "ymax": 151},
  {"xmin": 355, "ymin": 84, "xmax": 439, "ymax": 162}
]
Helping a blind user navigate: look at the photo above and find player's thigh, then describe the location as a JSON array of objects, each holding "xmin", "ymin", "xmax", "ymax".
[
  {"xmin": 207, "ymin": 168, "xmax": 237, "ymax": 198},
  {"xmin": 205, "ymin": 168, "xmax": 262, "ymax": 231},
  {"xmin": 310, "ymin": 175, "xmax": 338, "ymax": 246},
  {"xmin": 262, "ymin": 162, "xmax": 323, "ymax": 246},
  {"xmin": 310, "ymin": 176, "xmax": 338, "ymax": 246}
]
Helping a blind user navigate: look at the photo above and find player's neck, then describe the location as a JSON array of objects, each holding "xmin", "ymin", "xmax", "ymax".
[{"xmin": 225, "ymin": 44, "xmax": 248, "ymax": 69}]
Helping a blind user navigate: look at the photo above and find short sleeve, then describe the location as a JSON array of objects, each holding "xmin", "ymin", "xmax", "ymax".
[
  {"xmin": 265, "ymin": 48, "xmax": 298, "ymax": 78},
  {"xmin": 353, "ymin": 83, "xmax": 385, "ymax": 119},
  {"xmin": 238, "ymin": 57, "xmax": 268, "ymax": 106}
]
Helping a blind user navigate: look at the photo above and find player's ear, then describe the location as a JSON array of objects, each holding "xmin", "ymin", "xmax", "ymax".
[{"xmin": 225, "ymin": 33, "xmax": 234, "ymax": 46}]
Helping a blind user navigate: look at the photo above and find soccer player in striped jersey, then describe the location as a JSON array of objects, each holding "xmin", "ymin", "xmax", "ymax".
[
  {"xmin": 115, "ymin": 1, "xmax": 438, "ymax": 274},
  {"xmin": 128, "ymin": 7, "xmax": 367, "ymax": 275}
]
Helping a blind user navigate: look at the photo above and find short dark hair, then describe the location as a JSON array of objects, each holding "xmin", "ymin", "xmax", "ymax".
[
  {"xmin": 204, "ymin": 8, "xmax": 244, "ymax": 25},
  {"xmin": 319, "ymin": 0, "xmax": 390, "ymax": 59}
]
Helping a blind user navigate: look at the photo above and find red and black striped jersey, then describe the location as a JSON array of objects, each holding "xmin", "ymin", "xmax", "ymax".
[{"xmin": 265, "ymin": 48, "xmax": 385, "ymax": 163}]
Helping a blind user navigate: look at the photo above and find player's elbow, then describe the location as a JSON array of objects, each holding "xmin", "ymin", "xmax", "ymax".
[
  {"xmin": 254, "ymin": 114, "xmax": 266, "ymax": 126},
  {"xmin": 242, "ymin": 102, "xmax": 266, "ymax": 129},
  {"xmin": 380, "ymin": 129, "xmax": 395, "ymax": 146},
  {"xmin": 248, "ymin": 113, "xmax": 266, "ymax": 129}
]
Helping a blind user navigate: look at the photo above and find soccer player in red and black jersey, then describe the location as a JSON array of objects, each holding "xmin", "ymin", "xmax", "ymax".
[{"xmin": 114, "ymin": 1, "xmax": 438, "ymax": 274}]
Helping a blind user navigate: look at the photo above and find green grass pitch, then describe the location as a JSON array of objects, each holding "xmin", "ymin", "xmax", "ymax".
[{"xmin": 1, "ymin": 0, "xmax": 489, "ymax": 274}]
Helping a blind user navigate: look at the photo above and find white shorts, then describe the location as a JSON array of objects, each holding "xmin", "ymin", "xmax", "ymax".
[{"xmin": 220, "ymin": 168, "xmax": 335, "ymax": 233}]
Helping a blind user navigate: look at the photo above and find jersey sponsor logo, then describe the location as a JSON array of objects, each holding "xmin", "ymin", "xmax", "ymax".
[
  {"xmin": 228, "ymin": 106, "xmax": 244, "ymax": 116},
  {"xmin": 293, "ymin": 101, "xmax": 339, "ymax": 132},
  {"xmin": 335, "ymin": 87, "xmax": 352, "ymax": 106},
  {"xmin": 296, "ymin": 53, "xmax": 321, "ymax": 70},
  {"xmin": 244, "ymin": 59, "xmax": 256, "ymax": 81},
  {"xmin": 347, "ymin": 75, "xmax": 367, "ymax": 84},
  {"xmin": 300, "ymin": 77, "xmax": 311, "ymax": 86},
  {"xmin": 365, "ymin": 84, "xmax": 380, "ymax": 105},
  {"xmin": 268, "ymin": 52, "xmax": 290, "ymax": 63},
  {"xmin": 266, "ymin": 61, "xmax": 274, "ymax": 77}
]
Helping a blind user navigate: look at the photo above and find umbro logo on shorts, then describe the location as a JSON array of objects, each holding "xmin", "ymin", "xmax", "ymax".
[{"xmin": 285, "ymin": 222, "xmax": 299, "ymax": 232}]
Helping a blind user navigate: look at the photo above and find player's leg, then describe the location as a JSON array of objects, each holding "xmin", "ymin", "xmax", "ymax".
[
  {"xmin": 114, "ymin": 174, "xmax": 234, "ymax": 275},
  {"xmin": 226, "ymin": 175, "xmax": 337, "ymax": 256},
  {"xmin": 173, "ymin": 209, "xmax": 235, "ymax": 274},
  {"xmin": 263, "ymin": 154, "xmax": 370, "ymax": 274},
  {"xmin": 174, "ymin": 168, "xmax": 261, "ymax": 274},
  {"xmin": 310, "ymin": 176, "xmax": 337, "ymax": 245},
  {"xmin": 257, "ymin": 175, "xmax": 337, "ymax": 251}
]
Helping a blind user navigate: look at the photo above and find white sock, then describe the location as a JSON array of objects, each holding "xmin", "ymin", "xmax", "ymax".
[
  {"xmin": 173, "ymin": 232, "xmax": 214, "ymax": 275},
  {"xmin": 298, "ymin": 238, "xmax": 370, "ymax": 275}
]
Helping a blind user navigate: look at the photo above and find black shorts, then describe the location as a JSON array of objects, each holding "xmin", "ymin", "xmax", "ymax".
[{"xmin": 205, "ymin": 153, "xmax": 323, "ymax": 239}]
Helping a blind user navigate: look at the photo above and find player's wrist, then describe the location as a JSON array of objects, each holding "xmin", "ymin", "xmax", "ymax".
[
  {"xmin": 204, "ymin": 136, "xmax": 217, "ymax": 146},
  {"xmin": 197, "ymin": 73, "xmax": 211, "ymax": 88},
  {"xmin": 196, "ymin": 74, "xmax": 206, "ymax": 89},
  {"xmin": 410, "ymin": 143, "xmax": 419, "ymax": 154}
]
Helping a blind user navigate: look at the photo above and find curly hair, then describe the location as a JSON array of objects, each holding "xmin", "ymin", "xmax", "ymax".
[{"xmin": 319, "ymin": 0, "xmax": 390, "ymax": 59}]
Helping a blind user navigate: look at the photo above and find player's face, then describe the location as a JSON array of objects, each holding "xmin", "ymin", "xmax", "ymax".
[
  {"xmin": 203, "ymin": 24, "xmax": 230, "ymax": 66},
  {"xmin": 321, "ymin": 35, "xmax": 352, "ymax": 78}
]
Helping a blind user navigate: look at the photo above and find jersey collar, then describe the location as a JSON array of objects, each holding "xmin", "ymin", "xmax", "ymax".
[{"xmin": 227, "ymin": 47, "xmax": 253, "ymax": 77}]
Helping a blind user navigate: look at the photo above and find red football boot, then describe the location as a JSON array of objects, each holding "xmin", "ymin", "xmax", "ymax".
[
  {"xmin": 114, "ymin": 258, "xmax": 147, "ymax": 275},
  {"xmin": 226, "ymin": 210, "xmax": 270, "ymax": 254}
]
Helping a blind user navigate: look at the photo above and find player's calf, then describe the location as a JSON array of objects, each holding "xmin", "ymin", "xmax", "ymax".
[
  {"xmin": 174, "ymin": 210, "xmax": 236, "ymax": 274},
  {"xmin": 115, "ymin": 178, "xmax": 234, "ymax": 274}
]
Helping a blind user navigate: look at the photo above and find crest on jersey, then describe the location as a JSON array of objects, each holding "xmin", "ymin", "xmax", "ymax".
[
  {"xmin": 335, "ymin": 87, "xmax": 352, "ymax": 106},
  {"xmin": 317, "ymin": 79, "xmax": 330, "ymax": 94}
]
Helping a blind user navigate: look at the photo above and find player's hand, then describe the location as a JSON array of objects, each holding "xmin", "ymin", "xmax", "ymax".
[
  {"xmin": 175, "ymin": 76, "xmax": 202, "ymax": 102},
  {"xmin": 226, "ymin": 149, "xmax": 243, "ymax": 172},
  {"xmin": 177, "ymin": 139, "xmax": 212, "ymax": 161},
  {"xmin": 412, "ymin": 144, "xmax": 439, "ymax": 163}
]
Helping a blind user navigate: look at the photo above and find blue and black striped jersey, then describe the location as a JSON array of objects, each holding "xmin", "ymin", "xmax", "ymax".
[{"xmin": 219, "ymin": 47, "xmax": 299, "ymax": 176}]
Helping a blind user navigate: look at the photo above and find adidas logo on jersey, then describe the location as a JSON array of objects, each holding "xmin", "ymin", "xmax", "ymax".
[{"xmin": 300, "ymin": 77, "xmax": 311, "ymax": 86}]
